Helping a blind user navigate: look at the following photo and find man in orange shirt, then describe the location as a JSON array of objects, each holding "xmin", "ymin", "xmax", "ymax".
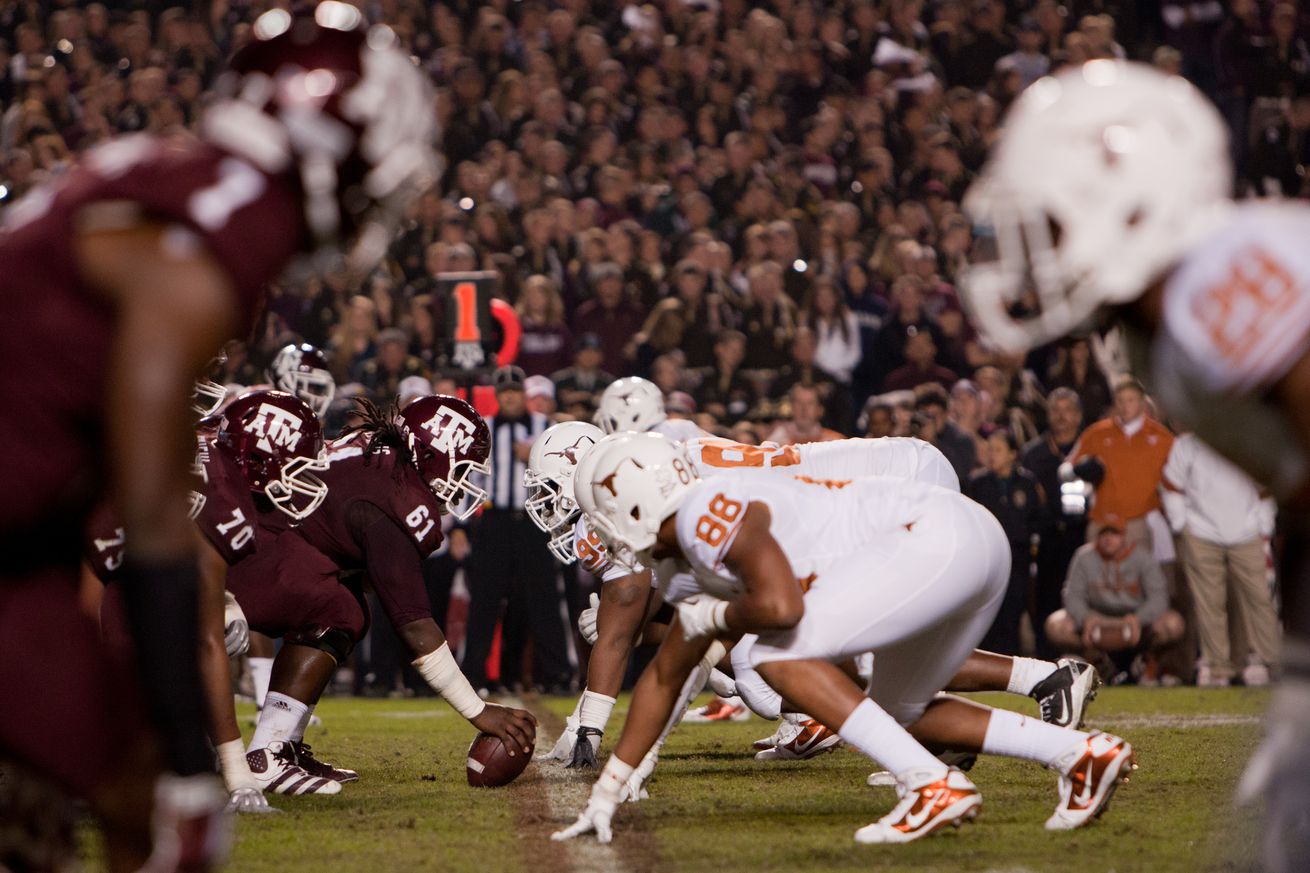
[{"xmin": 1069, "ymin": 378, "xmax": 1174, "ymax": 554}]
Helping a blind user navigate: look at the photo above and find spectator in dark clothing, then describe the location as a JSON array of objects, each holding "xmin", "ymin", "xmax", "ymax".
[
  {"xmin": 740, "ymin": 261, "xmax": 799, "ymax": 374},
  {"xmin": 443, "ymin": 62, "xmax": 502, "ymax": 170},
  {"xmin": 515, "ymin": 275, "xmax": 573, "ymax": 377},
  {"xmin": 670, "ymin": 259, "xmax": 731, "ymax": 369},
  {"xmin": 955, "ymin": 0, "xmax": 1015, "ymax": 88},
  {"xmin": 915, "ymin": 383, "xmax": 979, "ymax": 482},
  {"xmin": 695, "ymin": 330, "xmax": 757, "ymax": 425},
  {"xmin": 882, "ymin": 327, "xmax": 959, "ymax": 393},
  {"xmin": 552, "ymin": 333, "xmax": 615, "ymax": 417},
  {"xmin": 1046, "ymin": 336, "xmax": 1113, "ymax": 424},
  {"xmin": 1021, "ymin": 387, "xmax": 1089, "ymax": 659},
  {"xmin": 770, "ymin": 327, "xmax": 853, "ymax": 435},
  {"xmin": 354, "ymin": 329, "xmax": 429, "ymax": 405},
  {"xmin": 869, "ymin": 275, "xmax": 945, "ymax": 393},
  {"xmin": 968, "ymin": 428, "xmax": 1046, "ymax": 655},
  {"xmin": 571, "ymin": 262, "xmax": 646, "ymax": 377}
]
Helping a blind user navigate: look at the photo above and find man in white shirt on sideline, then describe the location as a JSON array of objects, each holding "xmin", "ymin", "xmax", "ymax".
[{"xmin": 1163, "ymin": 433, "xmax": 1281, "ymax": 687}]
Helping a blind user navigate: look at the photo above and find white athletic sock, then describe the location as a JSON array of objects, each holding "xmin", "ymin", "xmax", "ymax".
[
  {"xmin": 839, "ymin": 699, "xmax": 946, "ymax": 779},
  {"xmin": 291, "ymin": 703, "xmax": 316, "ymax": 743},
  {"xmin": 249, "ymin": 657, "xmax": 273, "ymax": 709},
  {"xmin": 981, "ymin": 708, "xmax": 1088, "ymax": 766},
  {"xmin": 1006, "ymin": 657, "xmax": 1059, "ymax": 696},
  {"xmin": 250, "ymin": 692, "xmax": 309, "ymax": 751}
]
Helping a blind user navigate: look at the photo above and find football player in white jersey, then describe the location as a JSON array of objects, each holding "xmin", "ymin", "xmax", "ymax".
[
  {"xmin": 554, "ymin": 434, "xmax": 1134, "ymax": 844},
  {"xmin": 959, "ymin": 59, "xmax": 1310, "ymax": 871},
  {"xmin": 530, "ymin": 425, "xmax": 1099, "ymax": 770},
  {"xmin": 594, "ymin": 376, "xmax": 708, "ymax": 443}
]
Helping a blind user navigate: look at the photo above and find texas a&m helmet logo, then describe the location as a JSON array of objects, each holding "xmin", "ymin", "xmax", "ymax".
[
  {"xmin": 422, "ymin": 405, "xmax": 478, "ymax": 455},
  {"xmin": 245, "ymin": 402, "xmax": 307, "ymax": 454}
]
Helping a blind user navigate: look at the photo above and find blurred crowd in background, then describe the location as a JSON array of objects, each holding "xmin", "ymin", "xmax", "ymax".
[{"xmin": 1, "ymin": 0, "xmax": 1289, "ymax": 694}]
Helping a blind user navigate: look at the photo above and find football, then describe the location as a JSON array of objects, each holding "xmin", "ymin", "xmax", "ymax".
[{"xmin": 466, "ymin": 732, "xmax": 533, "ymax": 788}]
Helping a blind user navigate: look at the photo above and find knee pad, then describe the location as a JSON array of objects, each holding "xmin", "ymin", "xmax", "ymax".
[{"xmin": 285, "ymin": 626, "xmax": 359, "ymax": 665}]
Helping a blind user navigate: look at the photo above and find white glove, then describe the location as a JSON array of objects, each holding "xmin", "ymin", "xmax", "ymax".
[
  {"xmin": 551, "ymin": 758, "xmax": 632, "ymax": 843},
  {"xmin": 677, "ymin": 596, "xmax": 729, "ymax": 641},
  {"xmin": 226, "ymin": 787, "xmax": 278, "ymax": 814},
  {"xmin": 707, "ymin": 668, "xmax": 737, "ymax": 699},
  {"xmin": 578, "ymin": 592, "xmax": 600, "ymax": 645},
  {"xmin": 623, "ymin": 744, "xmax": 660, "ymax": 802},
  {"xmin": 540, "ymin": 701, "xmax": 582, "ymax": 762},
  {"xmin": 223, "ymin": 592, "xmax": 249, "ymax": 658}
]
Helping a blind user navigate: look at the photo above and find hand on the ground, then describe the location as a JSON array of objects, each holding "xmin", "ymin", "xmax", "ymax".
[{"xmin": 471, "ymin": 704, "xmax": 537, "ymax": 756}]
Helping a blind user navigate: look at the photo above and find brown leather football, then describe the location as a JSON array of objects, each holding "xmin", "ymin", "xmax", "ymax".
[{"xmin": 466, "ymin": 732, "xmax": 532, "ymax": 787}]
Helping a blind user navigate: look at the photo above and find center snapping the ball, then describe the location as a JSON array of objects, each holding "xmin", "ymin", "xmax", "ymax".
[{"xmin": 467, "ymin": 732, "xmax": 532, "ymax": 787}]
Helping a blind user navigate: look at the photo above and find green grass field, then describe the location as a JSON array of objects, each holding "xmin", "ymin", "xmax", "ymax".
[{"xmin": 149, "ymin": 687, "xmax": 1273, "ymax": 873}]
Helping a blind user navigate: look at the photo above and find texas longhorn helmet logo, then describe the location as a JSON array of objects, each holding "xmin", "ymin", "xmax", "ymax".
[
  {"xmin": 422, "ymin": 406, "xmax": 477, "ymax": 454},
  {"xmin": 546, "ymin": 435, "xmax": 597, "ymax": 467},
  {"xmin": 245, "ymin": 402, "xmax": 306, "ymax": 454}
]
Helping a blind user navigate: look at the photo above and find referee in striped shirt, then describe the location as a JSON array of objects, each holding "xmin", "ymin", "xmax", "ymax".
[{"xmin": 460, "ymin": 366, "xmax": 572, "ymax": 694}]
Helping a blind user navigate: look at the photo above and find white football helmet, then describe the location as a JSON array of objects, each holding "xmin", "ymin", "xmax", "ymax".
[
  {"xmin": 581, "ymin": 432, "xmax": 698, "ymax": 566},
  {"xmin": 524, "ymin": 421, "xmax": 604, "ymax": 563},
  {"xmin": 594, "ymin": 377, "xmax": 666, "ymax": 434},
  {"xmin": 267, "ymin": 343, "xmax": 336, "ymax": 418},
  {"xmin": 961, "ymin": 60, "xmax": 1231, "ymax": 353}
]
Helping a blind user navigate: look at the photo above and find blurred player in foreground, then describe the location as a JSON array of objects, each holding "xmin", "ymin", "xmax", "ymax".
[
  {"xmin": 0, "ymin": 6, "xmax": 436, "ymax": 868},
  {"xmin": 960, "ymin": 59, "xmax": 1310, "ymax": 872}
]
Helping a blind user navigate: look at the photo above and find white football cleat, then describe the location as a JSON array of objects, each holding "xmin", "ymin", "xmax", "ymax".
[
  {"xmin": 855, "ymin": 767, "xmax": 981, "ymax": 844},
  {"xmin": 246, "ymin": 742, "xmax": 342, "ymax": 796},
  {"xmin": 754, "ymin": 718, "xmax": 843, "ymax": 761},
  {"xmin": 1045, "ymin": 731, "xmax": 1135, "ymax": 831}
]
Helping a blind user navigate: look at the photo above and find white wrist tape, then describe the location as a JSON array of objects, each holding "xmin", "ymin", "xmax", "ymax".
[
  {"xmin": 597, "ymin": 756, "xmax": 636, "ymax": 803},
  {"xmin": 216, "ymin": 739, "xmax": 257, "ymax": 793},
  {"xmin": 702, "ymin": 640, "xmax": 728, "ymax": 672},
  {"xmin": 413, "ymin": 642, "xmax": 486, "ymax": 720},
  {"xmin": 579, "ymin": 689, "xmax": 617, "ymax": 732}
]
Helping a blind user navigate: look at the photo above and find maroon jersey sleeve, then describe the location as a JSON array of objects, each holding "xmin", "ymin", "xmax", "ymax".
[
  {"xmin": 0, "ymin": 136, "xmax": 303, "ymax": 536},
  {"xmin": 191, "ymin": 438, "xmax": 259, "ymax": 566},
  {"xmin": 82, "ymin": 502, "xmax": 127, "ymax": 584}
]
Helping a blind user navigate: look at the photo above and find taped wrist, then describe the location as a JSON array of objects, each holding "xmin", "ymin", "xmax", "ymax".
[
  {"xmin": 578, "ymin": 689, "xmax": 617, "ymax": 732},
  {"xmin": 413, "ymin": 642, "xmax": 486, "ymax": 720},
  {"xmin": 596, "ymin": 756, "xmax": 636, "ymax": 803},
  {"xmin": 120, "ymin": 556, "xmax": 213, "ymax": 776},
  {"xmin": 216, "ymin": 739, "xmax": 257, "ymax": 793}
]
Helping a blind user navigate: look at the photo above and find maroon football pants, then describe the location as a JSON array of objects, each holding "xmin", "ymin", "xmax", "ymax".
[{"xmin": 0, "ymin": 568, "xmax": 146, "ymax": 796}]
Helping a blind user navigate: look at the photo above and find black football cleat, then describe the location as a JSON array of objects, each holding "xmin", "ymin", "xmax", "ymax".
[{"xmin": 1032, "ymin": 658, "xmax": 1101, "ymax": 729}]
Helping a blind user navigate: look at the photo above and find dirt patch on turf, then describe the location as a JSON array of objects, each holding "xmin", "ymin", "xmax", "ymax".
[{"xmin": 504, "ymin": 694, "xmax": 661, "ymax": 873}]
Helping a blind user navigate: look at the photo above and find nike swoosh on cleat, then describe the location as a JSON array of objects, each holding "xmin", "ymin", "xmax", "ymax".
[{"xmin": 902, "ymin": 788, "xmax": 949, "ymax": 830}]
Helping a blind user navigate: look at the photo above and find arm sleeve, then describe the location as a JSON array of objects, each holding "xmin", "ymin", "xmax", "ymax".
[
  {"xmin": 1062, "ymin": 551, "xmax": 1091, "ymax": 625},
  {"xmin": 1134, "ymin": 551, "xmax": 1170, "ymax": 627},
  {"xmin": 348, "ymin": 501, "xmax": 434, "ymax": 629}
]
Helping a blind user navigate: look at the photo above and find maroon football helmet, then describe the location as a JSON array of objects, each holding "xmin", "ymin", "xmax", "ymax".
[
  {"xmin": 396, "ymin": 395, "xmax": 491, "ymax": 520},
  {"xmin": 267, "ymin": 343, "xmax": 335, "ymax": 417},
  {"xmin": 216, "ymin": 389, "xmax": 329, "ymax": 520},
  {"xmin": 203, "ymin": 4, "xmax": 438, "ymax": 269}
]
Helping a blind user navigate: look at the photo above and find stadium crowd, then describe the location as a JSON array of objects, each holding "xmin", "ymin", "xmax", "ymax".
[{"xmin": 0, "ymin": 0, "xmax": 1291, "ymax": 692}]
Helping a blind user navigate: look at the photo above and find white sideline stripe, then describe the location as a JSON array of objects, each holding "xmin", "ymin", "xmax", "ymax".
[
  {"xmin": 504, "ymin": 695, "xmax": 631, "ymax": 873},
  {"xmin": 1097, "ymin": 713, "xmax": 1261, "ymax": 728}
]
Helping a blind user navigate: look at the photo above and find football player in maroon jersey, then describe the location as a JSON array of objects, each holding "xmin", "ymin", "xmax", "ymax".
[
  {"xmin": 0, "ymin": 7, "xmax": 436, "ymax": 869},
  {"xmin": 232, "ymin": 395, "xmax": 536, "ymax": 792}
]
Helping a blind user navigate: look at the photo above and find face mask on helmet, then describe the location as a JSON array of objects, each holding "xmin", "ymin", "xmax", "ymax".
[
  {"xmin": 397, "ymin": 395, "xmax": 492, "ymax": 521},
  {"xmin": 524, "ymin": 421, "xmax": 604, "ymax": 564},
  {"xmin": 192, "ymin": 352, "xmax": 229, "ymax": 417},
  {"xmin": 268, "ymin": 343, "xmax": 336, "ymax": 418},
  {"xmin": 218, "ymin": 389, "xmax": 330, "ymax": 521},
  {"xmin": 959, "ymin": 61, "xmax": 1232, "ymax": 354},
  {"xmin": 582, "ymin": 433, "xmax": 696, "ymax": 568},
  {"xmin": 204, "ymin": 8, "xmax": 440, "ymax": 273}
]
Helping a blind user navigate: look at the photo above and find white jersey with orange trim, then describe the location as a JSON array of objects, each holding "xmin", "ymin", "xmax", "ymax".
[
  {"xmin": 665, "ymin": 470, "xmax": 952, "ymax": 603},
  {"xmin": 572, "ymin": 516, "xmax": 640, "ymax": 584},
  {"xmin": 1149, "ymin": 201, "xmax": 1310, "ymax": 499},
  {"xmin": 685, "ymin": 436, "xmax": 960, "ymax": 492}
]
